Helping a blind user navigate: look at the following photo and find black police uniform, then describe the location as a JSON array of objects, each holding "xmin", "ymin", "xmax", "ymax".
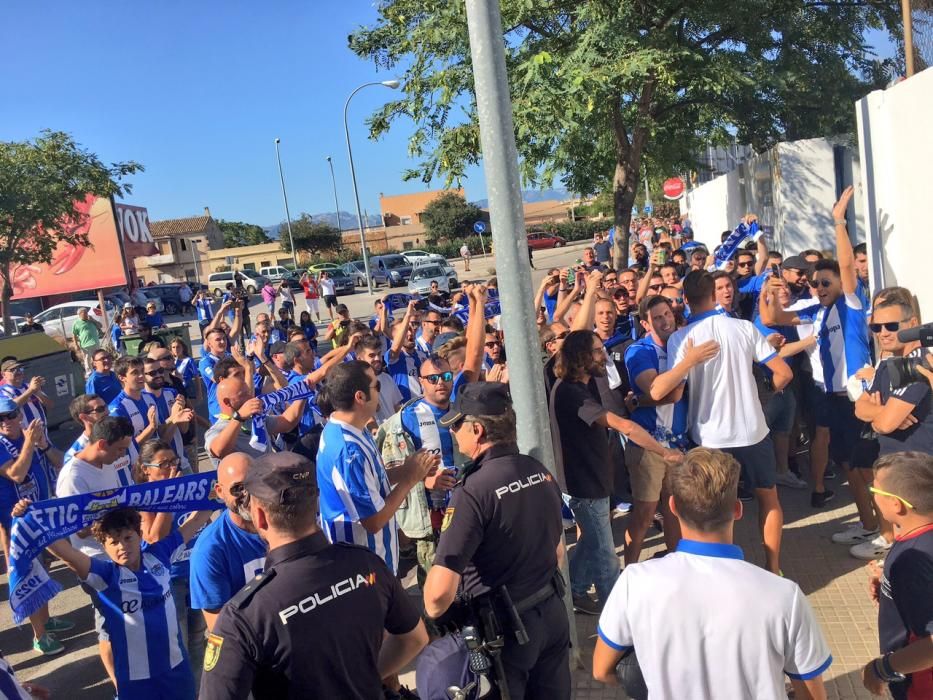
[
  {"xmin": 434, "ymin": 442, "xmax": 570, "ymax": 698},
  {"xmin": 199, "ymin": 531, "xmax": 421, "ymax": 700}
]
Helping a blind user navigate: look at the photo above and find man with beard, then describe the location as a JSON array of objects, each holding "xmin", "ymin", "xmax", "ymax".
[
  {"xmin": 142, "ymin": 356, "xmax": 194, "ymax": 472},
  {"xmin": 190, "ymin": 453, "xmax": 267, "ymax": 633},
  {"xmin": 660, "ymin": 285, "xmax": 687, "ymax": 327},
  {"xmin": 199, "ymin": 328, "xmax": 231, "ymax": 421},
  {"xmin": 416, "ymin": 308, "xmax": 444, "ymax": 355},
  {"xmin": 386, "ymin": 300, "xmax": 427, "ymax": 401},
  {"xmin": 357, "ymin": 334, "xmax": 404, "ymax": 424}
]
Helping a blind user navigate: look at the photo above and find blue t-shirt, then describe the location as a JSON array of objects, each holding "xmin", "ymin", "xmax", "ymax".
[
  {"xmin": 189, "ymin": 510, "xmax": 266, "ymax": 611},
  {"xmin": 384, "ymin": 349, "xmax": 423, "ymax": 402},
  {"xmin": 855, "ymin": 276, "xmax": 871, "ymax": 318},
  {"xmin": 198, "ymin": 353, "xmax": 227, "ymax": 419},
  {"xmin": 317, "ymin": 418, "xmax": 398, "ymax": 573},
  {"xmin": 85, "ymin": 371, "xmax": 122, "ymax": 405},
  {"xmin": 82, "ymin": 531, "xmax": 194, "ymax": 699},
  {"xmin": 168, "ymin": 512, "xmax": 207, "ymax": 581},
  {"xmin": 623, "ymin": 336, "xmax": 689, "ymax": 449},
  {"xmin": 0, "ymin": 435, "xmax": 51, "ymax": 530},
  {"xmin": 146, "ymin": 312, "xmax": 165, "ymax": 328},
  {"xmin": 110, "ymin": 324, "xmax": 125, "ymax": 353}
]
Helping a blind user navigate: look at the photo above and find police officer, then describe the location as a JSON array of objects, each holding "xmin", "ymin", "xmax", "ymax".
[
  {"xmin": 424, "ymin": 382, "xmax": 570, "ymax": 699},
  {"xmin": 199, "ymin": 452, "xmax": 429, "ymax": 699}
]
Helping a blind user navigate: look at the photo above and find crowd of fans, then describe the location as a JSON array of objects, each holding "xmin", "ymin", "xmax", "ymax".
[{"xmin": 0, "ymin": 188, "xmax": 931, "ymax": 699}]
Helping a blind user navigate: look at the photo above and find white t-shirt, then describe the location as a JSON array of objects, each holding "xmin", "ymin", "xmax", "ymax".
[
  {"xmin": 56, "ymin": 455, "xmax": 133, "ymax": 557},
  {"xmin": 667, "ymin": 310, "xmax": 776, "ymax": 448},
  {"xmin": 376, "ymin": 372, "xmax": 404, "ymax": 425},
  {"xmin": 597, "ymin": 541, "xmax": 832, "ymax": 700},
  {"xmin": 319, "ymin": 278, "xmax": 336, "ymax": 296}
]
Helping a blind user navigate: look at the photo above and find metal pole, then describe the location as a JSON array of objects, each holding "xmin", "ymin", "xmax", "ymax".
[
  {"xmin": 464, "ymin": 0, "xmax": 580, "ymax": 664},
  {"xmin": 191, "ymin": 239, "xmax": 202, "ymax": 283},
  {"xmin": 902, "ymin": 0, "xmax": 915, "ymax": 77},
  {"xmin": 274, "ymin": 138, "xmax": 299, "ymax": 268},
  {"xmin": 326, "ymin": 156, "xmax": 342, "ymax": 231}
]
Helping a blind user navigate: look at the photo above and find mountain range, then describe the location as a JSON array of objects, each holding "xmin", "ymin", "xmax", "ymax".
[{"xmin": 262, "ymin": 188, "xmax": 569, "ymax": 239}]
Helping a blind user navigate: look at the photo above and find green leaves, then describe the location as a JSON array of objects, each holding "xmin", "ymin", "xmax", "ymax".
[
  {"xmin": 420, "ymin": 191, "xmax": 484, "ymax": 241},
  {"xmin": 281, "ymin": 216, "xmax": 341, "ymax": 256},
  {"xmin": 216, "ymin": 220, "xmax": 270, "ymax": 248}
]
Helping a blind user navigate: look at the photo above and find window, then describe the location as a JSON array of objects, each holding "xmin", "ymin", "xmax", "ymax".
[
  {"xmin": 278, "ymin": 258, "xmax": 292, "ymax": 267},
  {"xmin": 243, "ymin": 263, "xmax": 256, "ymax": 271},
  {"xmin": 184, "ymin": 268, "xmax": 196, "ymax": 279},
  {"xmin": 400, "ymin": 216, "xmax": 413, "ymax": 225},
  {"xmin": 402, "ymin": 241, "xmax": 413, "ymax": 250},
  {"xmin": 180, "ymin": 239, "xmax": 188, "ymax": 251},
  {"xmin": 260, "ymin": 261, "xmax": 271, "ymax": 268}
]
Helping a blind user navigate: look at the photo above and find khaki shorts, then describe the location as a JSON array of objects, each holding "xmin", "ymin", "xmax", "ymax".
[{"xmin": 625, "ymin": 444, "xmax": 671, "ymax": 503}]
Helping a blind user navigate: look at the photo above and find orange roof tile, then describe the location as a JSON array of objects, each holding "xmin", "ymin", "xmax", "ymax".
[{"xmin": 149, "ymin": 216, "xmax": 212, "ymax": 238}]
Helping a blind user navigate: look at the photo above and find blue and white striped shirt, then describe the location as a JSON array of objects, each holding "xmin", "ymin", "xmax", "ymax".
[
  {"xmin": 624, "ymin": 336, "xmax": 689, "ymax": 449},
  {"xmin": 400, "ymin": 399, "xmax": 456, "ymax": 469},
  {"xmin": 384, "ymin": 349, "xmax": 423, "ymax": 403},
  {"xmin": 195, "ymin": 297, "xmax": 214, "ymax": 323},
  {"xmin": 316, "ymin": 418, "xmax": 398, "ymax": 573},
  {"xmin": 797, "ymin": 293, "xmax": 870, "ymax": 393},
  {"xmin": 143, "ymin": 387, "xmax": 190, "ymax": 472}
]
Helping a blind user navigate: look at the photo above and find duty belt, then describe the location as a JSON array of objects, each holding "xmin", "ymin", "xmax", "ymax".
[{"xmin": 513, "ymin": 570, "xmax": 566, "ymax": 615}]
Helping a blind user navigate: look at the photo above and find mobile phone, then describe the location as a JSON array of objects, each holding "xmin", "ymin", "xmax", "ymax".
[
  {"xmin": 414, "ymin": 298, "xmax": 429, "ymax": 311},
  {"xmin": 656, "ymin": 249, "xmax": 667, "ymax": 265},
  {"xmin": 771, "ymin": 263, "xmax": 780, "ymax": 276}
]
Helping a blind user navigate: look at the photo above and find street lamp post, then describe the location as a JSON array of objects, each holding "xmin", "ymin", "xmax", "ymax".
[
  {"xmin": 326, "ymin": 156, "xmax": 342, "ymax": 232},
  {"xmin": 274, "ymin": 138, "xmax": 299, "ymax": 269},
  {"xmin": 344, "ymin": 79, "xmax": 400, "ymax": 294}
]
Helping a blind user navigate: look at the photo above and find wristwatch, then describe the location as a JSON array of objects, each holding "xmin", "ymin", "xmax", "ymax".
[
  {"xmin": 231, "ymin": 410, "xmax": 243, "ymax": 422},
  {"xmin": 881, "ymin": 653, "xmax": 906, "ymax": 682}
]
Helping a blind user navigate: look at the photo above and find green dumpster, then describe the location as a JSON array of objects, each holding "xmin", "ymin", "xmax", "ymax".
[
  {"xmin": 0, "ymin": 333, "xmax": 84, "ymax": 428},
  {"xmin": 121, "ymin": 324, "xmax": 193, "ymax": 357}
]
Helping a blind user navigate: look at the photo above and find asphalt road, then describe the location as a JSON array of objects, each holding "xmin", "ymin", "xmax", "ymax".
[{"xmin": 0, "ymin": 238, "xmax": 591, "ymax": 697}]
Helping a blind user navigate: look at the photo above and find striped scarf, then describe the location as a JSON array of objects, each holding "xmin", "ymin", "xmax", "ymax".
[{"xmin": 248, "ymin": 382, "xmax": 317, "ymax": 452}]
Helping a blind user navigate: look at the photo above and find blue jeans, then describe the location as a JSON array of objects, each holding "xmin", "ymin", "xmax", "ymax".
[{"xmin": 567, "ymin": 496, "xmax": 619, "ymax": 603}]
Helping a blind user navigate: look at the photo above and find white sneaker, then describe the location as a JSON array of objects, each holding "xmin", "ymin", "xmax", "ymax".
[
  {"xmin": 850, "ymin": 535, "xmax": 893, "ymax": 561},
  {"xmin": 832, "ymin": 524, "xmax": 879, "ymax": 545},
  {"xmin": 614, "ymin": 502, "xmax": 632, "ymax": 515},
  {"xmin": 775, "ymin": 472, "xmax": 808, "ymax": 489}
]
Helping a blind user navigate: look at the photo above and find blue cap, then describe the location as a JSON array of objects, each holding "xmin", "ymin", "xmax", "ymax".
[
  {"xmin": 415, "ymin": 635, "xmax": 476, "ymax": 700},
  {"xmin": 0, "ymin": 398, "xmax": 19, "ymax": 414}
]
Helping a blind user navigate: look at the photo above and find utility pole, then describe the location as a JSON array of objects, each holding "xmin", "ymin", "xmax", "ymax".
[{"xmin": 464, "ymin": 0, "xmax": 579, "ymax": 664}]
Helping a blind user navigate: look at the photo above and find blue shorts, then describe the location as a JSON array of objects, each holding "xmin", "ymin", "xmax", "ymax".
[
  {"xmin": 814, "ymin": 392, "xmax": 860, "ymax": 464},
  {"xmin": 764, "ymin": 389, "xmax": 796, "ymax": 434},
  {"xmin": 721, "ymin": 436, "xmax": 777, "ymax": 490}
]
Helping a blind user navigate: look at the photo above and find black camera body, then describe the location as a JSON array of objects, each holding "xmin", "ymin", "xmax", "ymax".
[{"xmin": 885, "ymin": 354, "xmax": 932, "ymax": 391}]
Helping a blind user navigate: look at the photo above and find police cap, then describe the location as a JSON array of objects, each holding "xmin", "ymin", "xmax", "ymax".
[
  {"xmin": 242, "ymin": 452, "xmax": 317, "ymax": 505},
  {"xmin": 439, "ymin": 381, "xmax": 510, "ymax": 427}
]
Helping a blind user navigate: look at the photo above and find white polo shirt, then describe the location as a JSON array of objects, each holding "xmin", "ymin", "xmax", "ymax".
[
  {"xmin": 667, "ymin": 309, "xmax": 777, "ymax": 448},
  {"xmin": 597, "ymin": 540, "xmax": 832, "ymax": 700}
]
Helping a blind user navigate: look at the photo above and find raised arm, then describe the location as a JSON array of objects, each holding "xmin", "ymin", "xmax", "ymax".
[
  {"xmin": 760, "ymin": 278, "xmax": 802, "ymax": 327},
  {"xmin": 571, "ymin": 271, "xmax": 604, "ymax": 332},
  {"xmin": 833, "ymin": 186, "xmax": 857, "ymax": 295},
  {"xmin": 461, "ymin": 285, "xmax": 488, "ymax": 382},
  {"xmin": 551, "ymin": 270, "xmax": 582, "ymax": 325},
  {"xmin": 388, "ymin": 301, "xmax": 417, "ymax": 362}
]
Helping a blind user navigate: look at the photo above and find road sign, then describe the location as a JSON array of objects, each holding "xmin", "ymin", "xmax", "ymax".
[
  {"xmin": 663, "ymin": 177, "xmax": 686, "ymax": 200},
  {"xmin": 643, "ymin": 203, "xmax": 654, "ymax": 215},
  {"xmin": 473, "ymin": 221, "xmax": 486, "ymax": 234}
]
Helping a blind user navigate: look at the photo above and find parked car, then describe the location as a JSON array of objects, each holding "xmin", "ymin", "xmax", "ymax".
[
  {"xmin": 33, "ymin": 300, "xmax": 116, "ymax": 343},
  {"xmin": 370, "ymin": 254, "xmax": 413, "ymax": 287},
  {"xmin": 73, "ymin": 290, "xmax": 163, "ymax": 315},
  {"xmin": 324, "ymin": 268, "xmax": 356, "ymax": 295},
  {"xmin": 206, "ymin": 271, "xmax": 270, "ymax": 296},
  {"xmin": 307, "ymin": 263, "xmax": 342, "ymax": 274},
  {"xmin": 414, "ymin": 255, "xmax": 459, "ymax": 288},
  {"xmin": 145, "ymin": 285, "xmax": 187, "ymax": 315},
  {"xmin": 342, "ymin": 261, "xmax": 369, "ymax": 287},
  {"xmin": 408, "ymin": 265, "xmax": 450, "ymax": 295},
  {"xmin": 402, "ymin": 249, "xmax": 432, "ymax": 265},
  {"xmin": 527, "ymin": 232, "xmax": 567, "ymax": 249},
  {"xmin": 0, "ymin": 316, "xmax": 26, "ymax": 336},
  {"xmin": 260, "ymin": 265, "xmax": 295, "ymax": 281}
]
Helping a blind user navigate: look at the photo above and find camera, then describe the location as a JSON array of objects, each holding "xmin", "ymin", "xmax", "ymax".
[
  {"xmin": 414, "ymin": 298, "xmax": 429, "ymax": 311},
  {"xmin": 884, "ymin": 354, "xmax": 932, "ymax": 391}
]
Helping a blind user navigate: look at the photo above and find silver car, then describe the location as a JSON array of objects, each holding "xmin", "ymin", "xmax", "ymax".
[
  {"xmin": 342, "ymin": 261, "xmax": 369, "ymax": 287},
  {"xmin": 420, "ymin": 254, "xmax": 459, "ymax": 288},
  {"xmin": 408, "ymin": 264, "xmax": 450, "ymax": 295}
]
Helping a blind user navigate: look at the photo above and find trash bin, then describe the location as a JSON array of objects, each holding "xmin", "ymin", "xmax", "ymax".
[
  {"xmin": 0, "ymin": 333, "xmax": 84, "ymax": 429},
  {"xmin": 122, "ymin": 324, "xmax": 193, "ymax": 357}
]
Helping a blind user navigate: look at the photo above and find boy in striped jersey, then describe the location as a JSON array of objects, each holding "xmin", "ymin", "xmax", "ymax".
[{"xmin": 108, "ymin": 357, "xmax": 159, "ymax": 460}]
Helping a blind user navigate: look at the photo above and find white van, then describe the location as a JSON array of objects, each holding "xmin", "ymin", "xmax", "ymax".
[
  {"xmin": 259, "ymin": 266, "xmax": 294, "ymax": 281},
  {"xmin": 207, "ymin": 271, "xmax": 270, "ymax": 296}
]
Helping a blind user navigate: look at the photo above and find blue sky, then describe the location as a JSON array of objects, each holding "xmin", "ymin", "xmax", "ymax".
[
  {"xmin": 0, "ymin": 1, "xmax": 487, "ymax": 226},
  {"xmin": 1, "ymin": 3, "xmax": 896, "ymax": 227}
]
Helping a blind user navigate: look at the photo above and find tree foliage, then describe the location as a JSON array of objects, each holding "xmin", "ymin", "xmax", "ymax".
[
  {"xmin": 0, "ymin": 130, "xmax": 142, "ymax": 327},
  {"xmin": 281, "ymin": 215, "xmax": 342, "ymax": 256},
  {"xmin": 420, "ymin": 191, "xmax": 484, "ymax": 241},
  {"xmin": 350, "ymin": 0, "xmax": 899, "ymax": 264},
  {"xmin": 216, "ymin": 219, "xmax": 270, "ymax": 248}
]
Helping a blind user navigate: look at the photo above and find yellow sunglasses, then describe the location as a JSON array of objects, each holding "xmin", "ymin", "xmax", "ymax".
[{"xmin": 868, "ymin": 486, "xmax": 914, "ymax": 510}]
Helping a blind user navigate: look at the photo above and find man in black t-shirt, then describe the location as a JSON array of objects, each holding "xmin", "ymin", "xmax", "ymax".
[
  {"xmin": 548, "ymin": 331, "xmax": 680, "ymax": 615},
  {"xmin": 201, "ymin": 452, "xmax": 428, "ymax": 700}
]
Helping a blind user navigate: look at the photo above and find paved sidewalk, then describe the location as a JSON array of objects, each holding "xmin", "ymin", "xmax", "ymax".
[{"xmin": 567, "ymin": 480, "xmax": 882, "ymax": 699}]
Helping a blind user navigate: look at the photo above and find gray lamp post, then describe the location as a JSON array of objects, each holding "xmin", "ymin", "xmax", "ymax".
[
  {"xmin": 274, "ymin": 138, "xmax": 299, "ymax": 268},
  {"xmin": 344, "ymin": 79, "xmax": 400, "ymax": 294},
  {"xmin": 326, "ymin": 156, "xmax": 342, "ymax": 232}
]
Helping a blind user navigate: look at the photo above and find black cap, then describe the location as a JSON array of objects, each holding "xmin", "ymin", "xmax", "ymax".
[
  {"xmin": 781, "ymin": 255, "xmax": 810, "ymax": 271},
  {"xmin": 439, "ymin": 381, "xmax": 511, "ymax": 427},
  {"xmin": 242, "ymin": 452, "xmax": 317, "ymax": 504},
  {"xmin": 269, "ymin": 340, "xmax": 287, "ymax": 356}
]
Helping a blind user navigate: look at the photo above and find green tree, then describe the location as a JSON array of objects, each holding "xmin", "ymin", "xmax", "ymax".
[
  {"xmin": 216, "ymin": 219, "xmax": 270, "ymax": 248},
  {"xmin": 0, "ymin": 130, "xmax": 142, "ymax": 329},
  {"xmin": 350, "ymin": 0, "xmax": 897, "ymax": 265},
  {"xmin": 420, "ymin": 191, "xmax": 484, "ymax": 241},
  {"xmin": 281, "ymin": 215, "xmax": 342, "ymax": 257}
]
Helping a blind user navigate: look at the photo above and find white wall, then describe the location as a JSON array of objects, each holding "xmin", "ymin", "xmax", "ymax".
[
  {"xmin": 856, "ymin": 68, "xmax": 933, "ymax": 322},
  {"xmin": 680, "ymin": 168, "xmax": 746, "ymax": 250}
]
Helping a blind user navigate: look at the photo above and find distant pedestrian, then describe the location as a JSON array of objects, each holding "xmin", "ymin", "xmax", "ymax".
[
  {"xmin": 460, "ymin": 243, "xmax": 471, "ymax": 271},
  {"xmin": 73, "ymin": 307, "xmax": 103, "ymax": 377},
  {"xmin": 178, "ymin": 283, "xmax": 194, "ymax": 315}
]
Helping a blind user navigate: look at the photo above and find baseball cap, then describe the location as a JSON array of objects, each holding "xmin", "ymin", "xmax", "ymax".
[
  {"xmin": 440, "ymin": 381, "xmax": 511, "ymax": 427},
  {"xmin": 781, "ymin": 255, "xmax": 810, "ymax": 272},
  {"xmin": 269, "ymin": 341, "xmax": 287, "ymax": 356},
  {"xmin": 0, "ymin": 397, "xmax": 18, "ymax": 414},
  {"xmin": 1, "ymin": 359, "xmax": 23, "ymax": 373},
  {"xmin": 432, "ymin": 331, "xmax": 460, "ymax": 352},
  {"xmin": 123, "ymin": 302, "xmax": 133, "ymax": 309},
  {"xmin": 242, "ymin": 452, "xmax": 317, "ymax": 505}
]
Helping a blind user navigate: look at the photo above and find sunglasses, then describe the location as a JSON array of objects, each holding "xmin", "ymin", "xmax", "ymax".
[
  {"xmin": 143, "ymin": 457, "xmax": 181, "ymax": 470},
  {"xmin": 0, "ymin": 410, "xmax": 20, "ymax": 422},
  {"xmin": 421, "ymin": 371, "xmax": 454, "ymax": 384},
  {"xmin": 809, "ymin": 279, "xmax": 832, "ymax": 289},
  {"xmin": 869, "ymin": 485, "xmax": 914, "ymax": 509},
  {"xmin": 144, "ymin": 370, "xmax": 164, "ymax": 377},
  {"xmin": 484, "ymin": 341, "xmax": 501, "ymax": 348},
  {"xmin": 869, "ymin": 320, "xmax": 908, "ymax": 333},
  {"xmin": 85, "ymin": 405, "xmax": 108, "ymax": 415},
  {"xmin": 423, "ymin": 319, "xmax": 441, "ymax": 325},
  {"xmin": 648, "ymin": 284, "xmax": 663, "ymax": 291},
  {"xmin": 737, "ymin": 261, "xmax": 754, "ymax": 268}
]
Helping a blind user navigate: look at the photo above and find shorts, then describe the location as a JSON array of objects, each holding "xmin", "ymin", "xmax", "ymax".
[
  {"xmin": 720, "ymin": 436, "xmax": 777, "ymax": 490},
  {"xmin": 814, "ymin": 392, "xmax": 861, "ymax": 464},
  {"xmin": 624, "ymin": 443, "xmax": 671, "ymax": 502},
  {"xmin": 850, "ymin": 436, "xmax": 880, "ymax": 471},
  {"xmin": 323, "ymin": 294, "xmax": 338, "ymax": 309},
  {"xmin": 764, "ymin": 389, "xmax": 796, "ymax": 434}
]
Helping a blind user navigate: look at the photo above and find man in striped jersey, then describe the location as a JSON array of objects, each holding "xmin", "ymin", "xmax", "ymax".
[
  {"xmin": 64, "ymin": 396, "xmax": 135, "ymax": 487},
  {"xmin": 142, "ymin": 356, "xmax": 195, "ymax": 473},
  {"xmin": 108, "ymin": 357, "xmax": 159, "ymax": 462},
  {"xmin": 0, "ymin": 359, "xmax": 52, "ymax": 435},
  {"xmin": 316, "ymin": 360, "xmax": 437, "ymax": 574},
  {"xmin": 385, "ymin": 300, "xmax": 427, "ymax": 402}
]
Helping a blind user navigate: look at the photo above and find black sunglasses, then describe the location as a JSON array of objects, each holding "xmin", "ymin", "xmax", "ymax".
[
  {"xmin": 421, "ymin": 371, "xmax": 454, "ymax": 385},
  {"xmin": 870, "ymin": 320, "xmax": 907, "ymax": 333},
  {"xmin": 144, "ymin": 370, "xmax": 164, "ymax": 377},
  {"xmin": 0, "ymin": 410, "xmax": 20, "ymax": 422},
  {"xmin": 86, "ymin": 405, "xmax": 108, "ymax": 415},
  {"xmin": 809, "ymin": 279, "xmax": 832, "ymax": 288},
  {"xmin": 484, "ymin": 341, "xmax": 501, "ymax": 348}
]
